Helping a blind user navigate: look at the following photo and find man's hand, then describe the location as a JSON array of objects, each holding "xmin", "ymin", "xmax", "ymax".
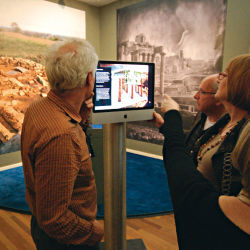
[
  {"xmin": 80, "ymin": 92, "xmax": 94, "ymax": 123},
  {"xmin": 152, "ymin": 111, "xmax": 164, "ymax": 128},
  {"xmin": 161, "ymin": 94, "xmax": 179, "ymax": 114}
]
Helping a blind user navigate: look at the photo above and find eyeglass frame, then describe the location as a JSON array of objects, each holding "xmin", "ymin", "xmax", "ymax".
[
  {"xmin": 198, "ymin": 88, "xmax": 216, "ymax": 95},
  {"xmin": 218, "ymin": 72, "xmax": 228, "ymax": 80}
]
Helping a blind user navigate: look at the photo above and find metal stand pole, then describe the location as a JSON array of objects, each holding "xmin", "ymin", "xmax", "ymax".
[{"xmin": 103, "ymin": 123, "xmax": 126, "ymax": 250}]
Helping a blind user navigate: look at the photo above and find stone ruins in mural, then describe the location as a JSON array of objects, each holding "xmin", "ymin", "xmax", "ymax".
[
  {"xmin": 118, "ymin": 34, "xmax": 216, "ymax": 110},
  {"xmin": 118, "ymin": 34, "xmax": 218, "ymax": 143},
  {"xmin": 0, "ymin": 56, "xmax": 49, "ymax": 153}
]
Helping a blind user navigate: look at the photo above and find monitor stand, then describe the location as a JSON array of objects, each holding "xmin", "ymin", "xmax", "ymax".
[{"xmin": 102, "ymin": 123, "xmax": 146, "ymax": 250}]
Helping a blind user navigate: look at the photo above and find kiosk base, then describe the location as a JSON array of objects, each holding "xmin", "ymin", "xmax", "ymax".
[{"xmin": 100, "ymin": 239, "xmax": 146, "ymax": 249}]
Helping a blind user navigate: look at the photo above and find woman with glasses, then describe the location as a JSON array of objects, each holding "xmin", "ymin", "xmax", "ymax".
[
  {"xmin": 191, "ymin": 54, "xmax": 249, "ymax": 196},
  {"xmin": 152, "ymin": 95, "xmax": 250, "ymax": 249},
  {"xmin": 155, "ymin": 54, "xmax": 249, "ymax": 197}
]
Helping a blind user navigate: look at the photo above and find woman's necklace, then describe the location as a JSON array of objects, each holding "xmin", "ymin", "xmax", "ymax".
[
  {"xmin": 220, "ymin": 121, "xmax": 239, "ymax": 138},
  {"xmin": 197, "ymin": 121, "xmax": 239, "ymax": 162},
  {"xmin": 197, "ymin": 134, "xmax": 222, "ymax": 162}
]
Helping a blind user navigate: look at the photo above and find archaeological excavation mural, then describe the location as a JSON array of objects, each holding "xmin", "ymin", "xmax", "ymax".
[
  {"xmin": 0, "ymin": 0, "xmax": 85, "ymax": 155},
  {"xmin": 117, "ymin": 0, "xmax": 227, "ymax": 144}
]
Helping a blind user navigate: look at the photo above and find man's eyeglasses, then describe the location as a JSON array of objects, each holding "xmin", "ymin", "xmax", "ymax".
[
  {"xmin": 218, "ymin": 72, "xmax": 228, "ymax": 80},
  {"xmin": 199, "ymin": 89, "xmax": 216, "ymax": 95}
]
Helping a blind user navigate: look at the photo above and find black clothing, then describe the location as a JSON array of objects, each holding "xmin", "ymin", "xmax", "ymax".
[
  {"xmin": 185, "ymin": 112, "xmax": 207, "ymax": 156},
  {"xmin": 160, "ymin": 110, "xmax": 250, "ymax": 250},
  {"xmin": 31, "ymin": 216, "xmax": 100, "ymax": 250},
  {"xmin": 80, "ymin": 122, "xmax": 95, "ymax": 157}
]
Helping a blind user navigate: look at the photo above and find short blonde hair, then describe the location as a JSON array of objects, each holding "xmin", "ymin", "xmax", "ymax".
[
  {"xmin": 231, "ymin": 120, "xmax": 250, "ymax": 197},
  {"xmin": 226, "ymin": 54, "xmax": 250, "ymax": 112},
  {"xmin": 45, "ymin": 39, "xmax": 98, "ymax": 91}
]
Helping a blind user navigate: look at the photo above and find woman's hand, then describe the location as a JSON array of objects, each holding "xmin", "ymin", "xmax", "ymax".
[
  {"xmin": 161, "ymin": 94, "xmax": 179, "ymax": 114},
  {"xmin": 153, "ymin": 111, "xmax": 164, "ymax": 128}
]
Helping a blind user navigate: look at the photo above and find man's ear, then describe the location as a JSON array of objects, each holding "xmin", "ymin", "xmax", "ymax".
[{"xmin": 86, "ymin": 71, "xmax": 94, "ymax": 86}]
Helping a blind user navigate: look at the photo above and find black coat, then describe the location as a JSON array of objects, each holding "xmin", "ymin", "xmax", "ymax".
[{"xmin": 160, "ymin": 110, "xmax": 250, "ymax": 250}]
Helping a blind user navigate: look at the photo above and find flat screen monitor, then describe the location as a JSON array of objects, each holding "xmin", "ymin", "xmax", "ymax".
[{"xmin": 91, "ymin": 60, "xmax": 155, "ymax": 124}]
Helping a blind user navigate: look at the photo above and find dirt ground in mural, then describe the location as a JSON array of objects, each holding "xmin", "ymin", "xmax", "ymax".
[
  {"xmin": 0, "ymin": 56, "xmax": 49, "ymax": 153},
  {"xmin": 0, "ymin": 28, "xmax": 57, "ymax": 154}
]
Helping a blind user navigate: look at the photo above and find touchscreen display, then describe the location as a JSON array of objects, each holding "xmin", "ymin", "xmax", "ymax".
[{"xmin": 93, "ymin": 61, "xmax": 154, "ymax": 112}]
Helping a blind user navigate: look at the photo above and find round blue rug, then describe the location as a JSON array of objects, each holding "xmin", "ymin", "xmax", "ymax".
[{"xmin": 0, "ymin": 152, "xmax": 173, "ymax": 217}]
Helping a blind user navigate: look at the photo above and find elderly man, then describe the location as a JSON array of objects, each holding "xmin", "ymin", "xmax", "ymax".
[
  {"xmin": 21, "ymin": 39, "xmax": 104, "ymax": 249},
  {"xmin": 185, "ymin": 74, "xmax": 226, "ymax": 160}
]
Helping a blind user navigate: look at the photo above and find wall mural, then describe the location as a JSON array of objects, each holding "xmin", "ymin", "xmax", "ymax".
[
  {"xmin": 0, "ymin": 0, "xmax": 86, "ymax": 155},
  {"xmin": 117, "ymin": 0, "xmax": 227, "ymax": 144}
]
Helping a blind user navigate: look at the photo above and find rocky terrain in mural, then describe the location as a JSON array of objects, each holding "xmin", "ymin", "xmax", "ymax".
[{"xmin": 0, "ymin": 56, "xmax": 49, "ymax": 153}]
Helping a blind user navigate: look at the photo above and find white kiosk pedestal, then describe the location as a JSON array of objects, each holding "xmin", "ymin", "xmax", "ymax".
[
  {"xmin": 103, "ymin": 123, "xmax": 126, "ymax": 250},
  {"xmin": 101, "ymin": 123, "xmax": 146, "ymax": 250}
]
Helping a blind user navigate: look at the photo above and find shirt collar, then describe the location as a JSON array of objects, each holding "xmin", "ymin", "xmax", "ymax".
[{"xmin": 47, "ymin": 90, "xmax": 82, "ymax": 123}]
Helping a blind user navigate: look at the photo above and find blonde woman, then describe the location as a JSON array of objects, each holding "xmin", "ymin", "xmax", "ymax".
[
  {"xmin": 189, "ymin": 54, "xmax": 249, "ymax": 195},
  {"xmin": 153, "ymin": 94, "xmax": 250, "ymax": 249}
]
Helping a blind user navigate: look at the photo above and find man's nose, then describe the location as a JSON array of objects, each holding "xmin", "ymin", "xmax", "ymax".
[{"xmin": 194, "ymin": 91, "xmax": 199, "ymax": 99}]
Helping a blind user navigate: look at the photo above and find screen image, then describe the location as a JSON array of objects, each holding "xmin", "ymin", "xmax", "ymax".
[
  {"xmin": 94, "ymin": 61, "xmax": 154, "ymax": 111},
  {"xmin": 92, "ymin": 60, "xmax": 155, "ymax": 124}
]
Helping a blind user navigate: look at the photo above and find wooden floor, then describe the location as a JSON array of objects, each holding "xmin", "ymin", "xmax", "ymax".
[{"xmin": 0, "ymin": 209, "xmax": 178, "ymax": 250}]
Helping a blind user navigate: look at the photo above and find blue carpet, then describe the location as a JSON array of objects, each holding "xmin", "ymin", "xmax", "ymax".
[{"xmin": 0, "ymin": 152, "xmax": 173, "ymax": 217}]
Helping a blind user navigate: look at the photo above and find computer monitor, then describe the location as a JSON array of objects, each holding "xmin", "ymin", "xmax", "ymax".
[{"xmin": 91, "ymin": 60, "xmax": 155, "ymax": 124}]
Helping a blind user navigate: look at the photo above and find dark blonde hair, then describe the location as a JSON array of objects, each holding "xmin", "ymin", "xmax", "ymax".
[
  {"xmin": 231, "ymin": 120, "xmax": 250, "ymax": 197},
  {"xmin": 226, "ymin": 54, "xmax": 250, "ymax": 112}
]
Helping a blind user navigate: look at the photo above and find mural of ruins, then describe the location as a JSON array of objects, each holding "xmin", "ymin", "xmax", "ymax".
[
  {"xmin": 0, "ymin": 0, "xmax": 85, "ymax": 155},
  {"xmin": 0, "ymin": 55, "xmax": 50, "ymax": 154},
  {"xmin": 117, "ymin": 0, "xmax": 227, "ymax": 144}
]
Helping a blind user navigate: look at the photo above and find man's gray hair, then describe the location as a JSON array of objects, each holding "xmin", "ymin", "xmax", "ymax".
[
  {"xmin": 211, "ymin": 80, "xmax": 218, "ymax": 92},
  {"xmin": 203, "ymin": 73, "xmax": 219, "ymax": 92},
  {"xmin": 45, "ymin": 39, "xmax": 98, "ymax": 91}
]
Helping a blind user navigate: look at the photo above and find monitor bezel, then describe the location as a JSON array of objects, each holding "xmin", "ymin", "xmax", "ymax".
[{"xmin": 92, "ymin": 60, "xmax": 155, "ymax": 114}]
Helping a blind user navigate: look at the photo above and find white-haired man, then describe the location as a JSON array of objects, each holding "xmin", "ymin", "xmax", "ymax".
[
  {"xmin": 21, "ymin": 39, "xmax": 104, "ymax": 249},
  {"xmin": 185, "ymin": 74, "xmax": 226, "ymax": 163}
]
